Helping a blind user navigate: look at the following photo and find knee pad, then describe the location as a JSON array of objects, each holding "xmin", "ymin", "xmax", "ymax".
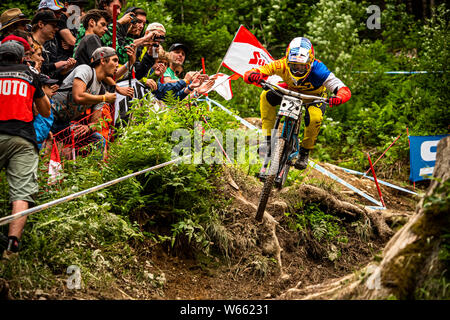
[
  {"xmin": 266, "ymin": 90, "xmax": 282, "ymax": 106},
  {"xmin": 304, "ymin": 103, "xmax": 325, "ymax": 127}
]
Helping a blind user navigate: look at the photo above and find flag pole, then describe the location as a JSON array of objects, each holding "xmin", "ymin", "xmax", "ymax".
[
  {"xmin": 362, "ymin": 133, "xmax": 402, "ymax": 177},
  {"xmin": 112, "ymin": 5, "xmax": 118, "ymax": 81},
  {"xmin": 112, "ymin": 5, "xmax": 118, "ymax": 50},
  {"xmin": 201, "ymin": 57, "xmax": 211, "ymax": 110},
  {"xmin": 406, "ymin": 127, "xmax": 415, "ymax": 190},
  {"xmin": 206, "ymin": 74, "xmax": 234, "ymax": 93},
  {"xmin": 367, "ymin": 153, "xmax": 386, "ymax": 208},
  {"xmin": 201, "ymin": 57, "xmax": 206, "ymax": 74},
  {"xmin": 215, "ymin": 25, "xmax": 244, "ymax": 74}
]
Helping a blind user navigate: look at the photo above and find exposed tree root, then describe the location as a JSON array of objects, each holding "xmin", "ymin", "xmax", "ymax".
[
  {"xmin": 277, "ymin": 136, "xmax": 450, "ymax": 300},
  {"xmin": 282, "ymin": 184, "xmax": 394, "ymax": 240},
  {"xmin": 231, "ymin": 192, "xmax": 287, "ymax": 278}
]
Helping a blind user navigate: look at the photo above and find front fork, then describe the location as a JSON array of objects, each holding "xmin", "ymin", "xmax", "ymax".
[{"xmin": 259, "ymin": 116, "xmax": 300, "ymax": 179}]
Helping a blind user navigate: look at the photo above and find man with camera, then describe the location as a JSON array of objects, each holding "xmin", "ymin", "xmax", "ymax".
[
  {"xmin": 134, "ymin": 22, "xmax": 167, "ymax": 81},
  {"xmin": 103, "ymin": 6, "xmax": 154, "ymax": 65}
]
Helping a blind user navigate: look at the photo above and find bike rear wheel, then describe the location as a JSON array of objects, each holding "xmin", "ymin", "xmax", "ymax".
[{"xmin": 255, "ymin": 138, "xmax": 285, "ymax": 221}]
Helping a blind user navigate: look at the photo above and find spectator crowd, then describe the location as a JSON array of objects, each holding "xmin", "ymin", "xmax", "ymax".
[{"xmin": 0, "ymin": 0, "xmax": 216, "ymax": 259}]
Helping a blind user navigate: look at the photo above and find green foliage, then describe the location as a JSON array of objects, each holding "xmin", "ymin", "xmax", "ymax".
[
  {"xmin": 285, "ymin": 203, "xmax": 342, "ymax": 242},
  {"xmin": 306, "ymin": 0, "xmax": 362, "ymax": 75},
  {"xmin": 0, "ymin": 94, "xmax": 240, "ymax": 296},
  {"xmin": 312, "ymin": 3, "xmax": 449, "ymax": 178},
  {"xmin": 0, "ymin": 1, "xmax": 40, "ymax": 18}
]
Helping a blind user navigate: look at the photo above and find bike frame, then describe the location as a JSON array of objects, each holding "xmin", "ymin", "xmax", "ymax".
[
  {"xmin": 255, "ymin": 80, "xmax": 328, "ymax": 221},
  {"xmin": 262, "ymin": 81, "xmax": 327, "ymax": 185}
]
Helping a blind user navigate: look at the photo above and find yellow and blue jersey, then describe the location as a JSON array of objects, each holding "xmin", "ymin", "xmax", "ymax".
[{"xmin": 256, "ymin": 57, "xmax": 332, "ymax": 96}]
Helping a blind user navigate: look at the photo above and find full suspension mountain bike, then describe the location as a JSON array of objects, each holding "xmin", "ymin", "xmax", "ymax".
[{"xmin": 255, "ymin": 80, "xmax": 328, "ymax": 221}]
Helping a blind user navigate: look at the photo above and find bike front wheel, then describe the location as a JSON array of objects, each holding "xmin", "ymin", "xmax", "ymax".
[{"xmin": 255, "ymin": 138, "xmax": 285, "ymax": 221}]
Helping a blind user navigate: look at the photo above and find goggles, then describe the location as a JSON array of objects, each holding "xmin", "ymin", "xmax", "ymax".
[{"xmin": 289, "ymin": 63, "xmax": 310, "ymax": 76}]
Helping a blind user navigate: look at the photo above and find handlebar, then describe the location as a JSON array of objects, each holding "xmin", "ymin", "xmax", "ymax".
[{"xmin": 260, "ymin": 80, "xmax": 328, "ymax": 105}]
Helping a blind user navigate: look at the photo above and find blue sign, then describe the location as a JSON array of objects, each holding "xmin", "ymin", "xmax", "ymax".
[{"xmin": 409, "ymin": 135, "xmax": 448, "ymax": 182}]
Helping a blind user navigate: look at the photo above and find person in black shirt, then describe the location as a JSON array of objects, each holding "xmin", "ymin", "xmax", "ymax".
[
  {"xmin": 38, "ymin": 0, "xmax": 77, "ymax": 60},
  {"xmin": 73, "ymin": 9, "xmax": 112, "ymax": 67},
  {"xmin": 0, "ymin": 40, "xmax": 51, "ymax": 259},
  {"xmin": 31, "ymin": 10, "xmax": 77, "ymax": 81}
]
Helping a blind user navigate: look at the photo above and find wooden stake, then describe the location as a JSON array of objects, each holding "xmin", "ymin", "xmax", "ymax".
[{"xmin": 367, "ymin": 153, "xmax": 386, "ymax": 208}]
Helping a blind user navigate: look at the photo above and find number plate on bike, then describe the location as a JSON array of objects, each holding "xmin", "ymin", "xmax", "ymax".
[{"xmin": 279, "ymin": 96, "xmax": 302, "ymax": 120}]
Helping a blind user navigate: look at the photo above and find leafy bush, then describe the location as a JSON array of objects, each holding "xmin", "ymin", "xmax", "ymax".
[
  {"xmin": 285, "ymin": 202, "xmax": 343, "ymax": 242},
  {"xmin": 0, "ymin": 95, "xmax": 241, "ymax": 295}
]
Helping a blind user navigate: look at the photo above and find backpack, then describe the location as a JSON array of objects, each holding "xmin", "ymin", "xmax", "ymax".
[{"xmin": 53, "ymin": 67, "xmax": 106, "ymax": 122}]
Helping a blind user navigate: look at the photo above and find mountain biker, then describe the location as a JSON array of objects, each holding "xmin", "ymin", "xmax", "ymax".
[{"xmin": 243, "ymin": 37, "xmax": 351, "ymax": 171}]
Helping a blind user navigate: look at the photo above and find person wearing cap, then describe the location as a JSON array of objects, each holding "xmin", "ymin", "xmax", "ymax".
[
  {"xmin": 51, "ymin": 47, "xmax": 119, "ymax": 140},
  {"xmin": 1, "ymin": 34, "xmax": 36, "ymax": 71},
  {"xmin": 0, "ymin": 39, "xmax": 51, "ymax": 259},
  {"xmin": 31, "ymin": 10, "xmax": 77, "ymax": 78},
  {"xmin": 134, "ymin": 22, "xmax": 167, "ymax": 82},
  {"xmin": 34, "ymin": 74, "xmax": 59, "ymax": 150},
  {"xmin": 0, "ymin": 9, "xmax": 31, "ymax": 41},
  {"xmin": 38, "ymin": 0, "xmax": 78, "ymax": 62},
  {"xmin": 163, "ymin": 43, "xmax": 189, "ymax": 84}
]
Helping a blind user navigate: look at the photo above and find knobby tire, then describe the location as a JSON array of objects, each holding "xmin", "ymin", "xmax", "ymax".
[{"xmin": 255, "ymin": 138, "xmax": 286, "ymax": 221}]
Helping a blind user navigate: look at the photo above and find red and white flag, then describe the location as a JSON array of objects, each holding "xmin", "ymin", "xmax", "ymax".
[
  {"xmin": 221, "ymin": 25, "xmax": 282, "ymax": 84},
  {"xmin": 48, "ymin": 140, "xmax": 62, "ymax": 185},
  {"xmin": 208, "ymin": 73, "xmax": 240, "ymax": 100}
]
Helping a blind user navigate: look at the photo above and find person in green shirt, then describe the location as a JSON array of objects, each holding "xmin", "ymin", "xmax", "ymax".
[
  {"xmin": 73, "ymin": 0, "xmax": 122, "ymax": 60},
  {"xmin": 74, "ymin": 2, "xmax": 154, "ymax": 65},
  {"xmin": 163, "ymin": 43, "xmax": 189, "ymax": 83}
]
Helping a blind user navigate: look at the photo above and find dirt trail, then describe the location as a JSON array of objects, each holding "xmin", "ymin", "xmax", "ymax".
[
  {"xmin": 16, "ymin": 161, "xmax": 417, "ymax": 300},
  {"xmin": 136, "ymin": 164, "xmax": 417, "ymax": 300}
]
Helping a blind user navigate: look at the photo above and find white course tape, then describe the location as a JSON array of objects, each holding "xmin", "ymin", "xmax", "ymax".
[
  {"xmin": 198, "ymin": 97, "xmax": 260, "ymax": 131},
  {"xmin": 0, "ymin": 156, "xmax": 189, "ymax": 226},
  {"xmin": 327, "ymin": 164, "xmax": 418, "ymax": 196},
  {"xmin": 308, "ymin": 161, "xmax": 383, "ymax": 207},
  {"xmin": 352, "ymin": 71, "xmax": 434, "ymax": 74}
]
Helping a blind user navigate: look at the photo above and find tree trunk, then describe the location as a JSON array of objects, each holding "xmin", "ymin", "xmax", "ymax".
[
  {"xmin": 279, "ymin": 136, "xmax": 450, "ymax": 300},
  {"xmin": 422, "ymin": 0, "xmax": 428, "ymax": 19}
]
